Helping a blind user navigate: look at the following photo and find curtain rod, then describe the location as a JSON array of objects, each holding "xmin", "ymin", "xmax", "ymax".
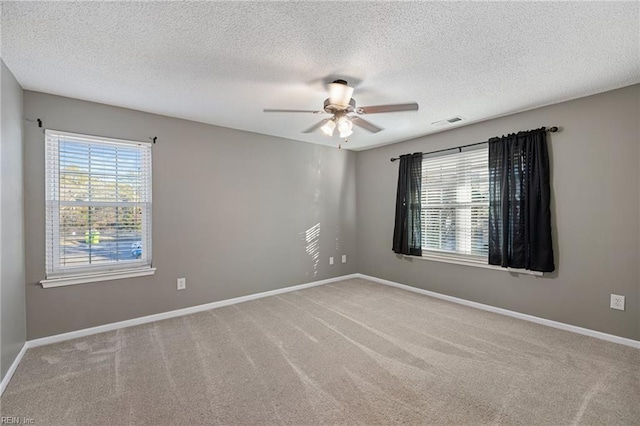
[
  {"xmin": 389, "ymin": 126, "xmax": 559, "ymax": 162},
  {"xmin": 25, "ymin": 117, "xmax": 158, "ymax": 144}
]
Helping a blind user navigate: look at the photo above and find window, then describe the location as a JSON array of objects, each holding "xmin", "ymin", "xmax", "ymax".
[
  {"xmin": 44, "ymin": 130, "xmax": 153, "ymax": 285},
  {"xmin": 421, "ymin": 147, "xmax": 489, "ymax": 260}
]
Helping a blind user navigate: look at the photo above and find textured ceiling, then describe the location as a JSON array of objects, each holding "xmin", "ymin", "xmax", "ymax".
[{"xmin": 2, "ymin": 2, "xmax": 639, "ymax": 150}]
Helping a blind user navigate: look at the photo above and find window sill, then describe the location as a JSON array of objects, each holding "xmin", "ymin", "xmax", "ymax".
[
  {"xmin": 40, "ymin": 267, "xmax": 156, "ymax": 288},
  {"xmin": 403, "ymin": 254, "xmax": 543, "ymax": 276}
]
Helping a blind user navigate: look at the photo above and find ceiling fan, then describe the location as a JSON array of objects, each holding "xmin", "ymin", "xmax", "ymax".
[{"xmin": 264, "ymin": 80, "xmax": 418, "ymax": 145}]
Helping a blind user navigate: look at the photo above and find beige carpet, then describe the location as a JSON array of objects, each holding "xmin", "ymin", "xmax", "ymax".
[{"xmin": 1, "ymin": 278, "xmax": 639, "ymax": 425}]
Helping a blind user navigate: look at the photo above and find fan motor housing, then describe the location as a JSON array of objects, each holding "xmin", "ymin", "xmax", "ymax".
[{"xmin": 324, "ymin": 98, "xmax": 356, "ymax": 114}]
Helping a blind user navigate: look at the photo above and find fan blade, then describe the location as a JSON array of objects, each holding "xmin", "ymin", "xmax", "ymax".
[
  {"xmin": 302, "ymin": 119, "xmax": 330, "ymax": 133},
  {"xmin": 263, "ymin": 109, "xmax": 325, "ymax": 114},
  {"xmin": 356, "ymin": 103, "xmax": 419, "ymax": 114},
  {"xmin": 351, "ymin": 117, "xmax": 383, "ymax": 133}
]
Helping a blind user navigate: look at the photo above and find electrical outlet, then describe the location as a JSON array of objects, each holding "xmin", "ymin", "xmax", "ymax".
[
  {"xmin": 329, "ymin": 257, "xmax": 334, "ymax": 265},
  {"xmin": 342, "ymin": 254, "xmax": 347, "ymax": 263},
  {"xmin": 610, "ymin": 294, "xmax": 625, "ymax": 311},
  {"xmin": 177, "ymin": 278, "xmax": 186, "ymax": 290}
]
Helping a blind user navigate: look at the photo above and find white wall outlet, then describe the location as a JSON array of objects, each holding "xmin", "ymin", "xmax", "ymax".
[
  {"xmin": 329, "ymin": 257, "xmax": 334, "ymax": 265},
  {"xmin": 610, "ymin": 294, "xmax": 625, "ymax": 311},
  {"xmin": 177, "ymin": 278, "xmax": 186, "ymax": 290},
  {"xmin": 342, "ymin": 254, "xmax": 347, "ymax": 263}
]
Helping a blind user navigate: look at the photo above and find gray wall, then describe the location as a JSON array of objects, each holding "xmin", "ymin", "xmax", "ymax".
[
  {"xmin": 357, "ymin": 85, "xmax": 640, "ymax": 341},
  {"xmin": 24, "ymin": 91, "xmax": 357, "ymax": 339},
  {"xmin": 1, "ymin": 59, "xmax": 26, "ymax": 377},
  {"xmin": 20, "ymin": 85, "xmax": 640, "ymax": 342}
]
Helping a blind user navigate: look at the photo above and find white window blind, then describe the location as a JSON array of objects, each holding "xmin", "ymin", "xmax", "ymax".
[
  {"xmin": 421, "ymin": 147, "xmax": 489, "ymax": 260},
  {"xmin": 45, "ymin": 130, "xmax": 152, "ymax": 279}
]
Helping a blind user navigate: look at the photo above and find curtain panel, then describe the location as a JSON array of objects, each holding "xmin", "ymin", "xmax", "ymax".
[
  {"xmin": 392, "ymin": 153, "xmax": 423, "ymax": 256},
  {"xmin": 488, "ymin": 128, "xmax": 555, "ymax": 272}
]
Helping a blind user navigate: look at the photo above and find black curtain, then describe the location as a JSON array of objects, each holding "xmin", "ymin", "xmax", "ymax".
[
  {"xmin": 488, "ymin": 128, "xmax": 554, "ymax": 272},
  {"xmin": 392, "ymin": 153, "xmax": 422, "ymax": 256}
]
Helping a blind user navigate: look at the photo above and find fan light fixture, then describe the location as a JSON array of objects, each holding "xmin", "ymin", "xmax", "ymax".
[
  {"xmin": 321, "ymin": 119, "xmax": 336, "ymax": 136},
  {"xmin": 328, "ymin": 80, "xmax": 354, "ymax": 108}
]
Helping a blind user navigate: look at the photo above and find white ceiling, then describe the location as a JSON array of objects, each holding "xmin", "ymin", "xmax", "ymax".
[{"xmin": 2, "ymin": 2, "xmax": 639, "ymax": 150}]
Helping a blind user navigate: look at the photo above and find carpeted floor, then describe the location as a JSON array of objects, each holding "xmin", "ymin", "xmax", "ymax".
[{"xmin": 1, "ymin": 278, "xmax": 639, "ymax": 425}]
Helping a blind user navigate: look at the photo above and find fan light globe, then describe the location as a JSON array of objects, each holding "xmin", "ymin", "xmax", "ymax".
[
  {"xmin": 338, "ymin": 118, "xmax": 353, "ymax": 138},
  {"xmin": 328, "ymin": 81, "xmax": 354, "ymax": 107},
  {"xmin": 321, "ymin": 119, "xmax": 336, "ymax": 136}
]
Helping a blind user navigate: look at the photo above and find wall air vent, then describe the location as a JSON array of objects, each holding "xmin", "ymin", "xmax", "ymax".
[{"xmin": 432, "ymin": 116, "xmax": 465, "ymax": 127}]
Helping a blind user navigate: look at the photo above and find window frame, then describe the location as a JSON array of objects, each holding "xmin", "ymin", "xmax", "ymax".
[{"xmin": 41, "ymin": 129, "xmax": 155, "ymax": 288}]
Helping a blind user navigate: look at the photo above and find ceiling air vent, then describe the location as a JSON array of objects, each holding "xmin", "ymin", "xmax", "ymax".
[{"xmin": 432, "ymin": 116, "xmax": 465, "ymax": 127}]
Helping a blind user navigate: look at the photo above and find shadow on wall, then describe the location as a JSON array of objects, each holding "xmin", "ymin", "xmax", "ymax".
[
  {"xmin": 298, "ymin": 146, "xmax": 325, "ymax": 278},
  {"xmin": 301, "ymin": 223, "xmax": 321, "ymax": 277}
]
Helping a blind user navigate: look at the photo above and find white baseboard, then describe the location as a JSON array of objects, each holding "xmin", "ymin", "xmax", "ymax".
[
  {"xmin": 0, "ymin": 342, "xmax": 28, "ymax": 396},
  {"xmin": 27, "ymin": 273, "xmax": 360, "ymax": 349},
  {"xmin": 355, "ymin": 273, "xmax": 640, "ymax": 349}
]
